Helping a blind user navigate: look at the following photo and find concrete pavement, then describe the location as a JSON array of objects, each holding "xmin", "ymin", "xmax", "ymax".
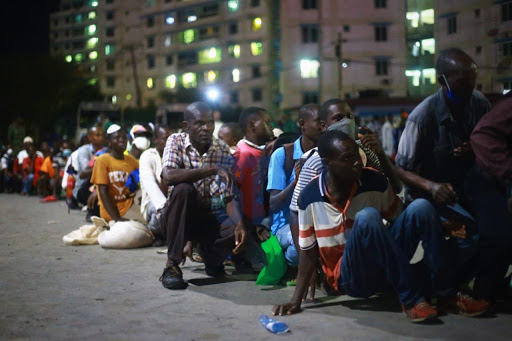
[{"xmin": 0, "ymin": 194, "xmax": 511, "ymax": 340}]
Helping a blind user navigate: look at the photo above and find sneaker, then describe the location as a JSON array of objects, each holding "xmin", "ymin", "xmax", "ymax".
[
  {"xmin": 41, "ymin": 195, "xmax": 57, "ymax": 203},
  {"xmin": 159, "ymin": 262, "xmax": 188, "ymax": 290},
  {"xmin": 437, "ymin": 292, "xmax": 488, "ymax": 317},
  {"xmin": 403, "ymin": 301, "xmax": 438, "ymax": 323}
]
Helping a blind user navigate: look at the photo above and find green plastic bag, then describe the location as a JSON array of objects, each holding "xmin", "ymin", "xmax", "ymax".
[{"xmin": 256, "ymin": 235, "xmax": 288, "ymax": 285}]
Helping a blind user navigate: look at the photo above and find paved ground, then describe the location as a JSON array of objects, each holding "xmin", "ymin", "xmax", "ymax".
[{"xmin": 1, "ymin": 193, "xmax": 511, "ymax": 341}]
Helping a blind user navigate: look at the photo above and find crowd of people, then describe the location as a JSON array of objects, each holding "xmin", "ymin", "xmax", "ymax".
[{"xmin": 1, "ymin": 48, "xmax": 511, "ymax": 324}]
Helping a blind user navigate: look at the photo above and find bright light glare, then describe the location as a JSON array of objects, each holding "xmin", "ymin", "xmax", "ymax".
[
  {"xmin": 166, "ymin": 16, "xmax": 175, "ymax": 25},
  {"xmin": 206, "ymin": 88, "xmax": 219, "ymax": 101},
  {"xmin": 342, "ymin": 63, "xmax": 348, "ymax": 68},
  {"xmin": 187, "ymin": 15, "xmax": 197, "ymax": 22}
]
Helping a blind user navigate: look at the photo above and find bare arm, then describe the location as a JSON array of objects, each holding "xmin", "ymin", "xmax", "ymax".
[
  {"xmin": 79, "ymin": 166, "xmax": 93, "ymax": 180},
  {"xmin": 394, "ymin": 165, "xmax": 457, "ymax": 205},
  {"xmin": 97, "ymin": 184, "xmax": 124, "ymax": 221},
  {"xmin": 162, "ymin": 166, "xmax": 215, "ymax": 186},
  {"xmin": 272, "ymin": 244, "xmax": 319, "ymax": 315}
]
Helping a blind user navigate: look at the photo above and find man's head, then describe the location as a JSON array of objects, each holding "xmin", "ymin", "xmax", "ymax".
[
  {"xmin": 107, "ymin": 126, "xmax": 127, "ymax": 155},
  {"xmin": 153, "ymin": 125, "xmax": 172, "ymax": 155},
  {"xmin": 23, "ymin": 136, "xmax": 34, "ymax": 150},
  {"xmin": 218, "ymin": 122, "xmax": 243, "ymax": 148},
  {"xmin": 319, "ymin": 99, "xmax": 354, "ymax": 132},
  {"xmin": 299, "ymin": 103, "xmax": 322, "ymax": 144},
  {"xmin": 318, "ymin": 130, "xmax": 363, "ymax": 183},
  {"xmin": 183, "ymin": 102, "xmax": 214, "ymax": 148},
  {"xmin": 88, "ymin": 126, "xmax": 104, "ymax": 150},
  {"xmin": 436, "ymin": 48, "xmax": 478, "ymax": 106},
  {"xmin": 238, "ymin": 107, "xmax": 274, "ymax": 146}
]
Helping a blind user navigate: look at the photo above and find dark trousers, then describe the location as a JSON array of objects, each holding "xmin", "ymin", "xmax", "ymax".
[
  {"xmin": 465, "ymin": 165, "xmax": 512, "ymax": 302},
  {"xmin": 76, "ymin": 179, "xmax": 99, "ymax": 217},
  {"xmin": 161, "ymin": 183, "xmax": 235, "ymax": 270},
  {"xmin": 339, "ymin": 199, "xmax": 455, "ymax": 307}
]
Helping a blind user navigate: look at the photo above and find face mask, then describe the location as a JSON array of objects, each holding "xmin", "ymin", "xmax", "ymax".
[
  {"xmin": 327, "ymin": 117, "xmax": 356, "ymax": 139},
  {"xmin": 132, "ymin": 137, "xmax": 151, "ymax": 151}
]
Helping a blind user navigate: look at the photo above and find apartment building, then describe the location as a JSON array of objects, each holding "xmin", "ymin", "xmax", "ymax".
[{"xmin": 50, "ymin": 0, "xmax": 512, "ymax": 112}]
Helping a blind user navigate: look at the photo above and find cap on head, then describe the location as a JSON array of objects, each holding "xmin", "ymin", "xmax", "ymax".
[
  {"xmin": 129, "ymin": 124, "xmax": 147, "ymax": 139},
  {"xmin": 23, "ymin": 136, "xmax": 33, "ymax": 144},
  {"xmin": 106, "ymin": 124, "xmax": 121, "ymax": 135}
]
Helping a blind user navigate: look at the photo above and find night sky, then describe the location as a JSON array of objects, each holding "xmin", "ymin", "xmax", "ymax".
[{"xmin": 1, "ymin": 0, "xmax": 60, "ymax": 55}]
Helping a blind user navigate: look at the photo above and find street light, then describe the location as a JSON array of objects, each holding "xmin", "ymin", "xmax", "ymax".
[{"xmin": 206, "ymin": 88, "xmax": 219, "ymax": 101}]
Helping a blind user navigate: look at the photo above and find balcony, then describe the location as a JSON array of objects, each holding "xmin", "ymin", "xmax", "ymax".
[
  {"xmin": 406, "ymin": 53, "xmax": 435, "ymax": 69},
  {"xmin": 406, "ymin": 24, "xmax": 434, "ymax": 39}
]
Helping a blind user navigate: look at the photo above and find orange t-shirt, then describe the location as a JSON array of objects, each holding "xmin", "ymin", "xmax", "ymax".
[
  {"xmin": 90, "ymin": 153, "xmax": 139, "ymax": 222},
  {"xmin": 40, "ymin": 156, "xmax": 55, "ymax": 178}
]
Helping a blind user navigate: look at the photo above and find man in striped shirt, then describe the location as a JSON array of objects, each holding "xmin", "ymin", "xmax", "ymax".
[{"xmin": 272, "ymin": 130, "xmax": 488, "ymax": 322}]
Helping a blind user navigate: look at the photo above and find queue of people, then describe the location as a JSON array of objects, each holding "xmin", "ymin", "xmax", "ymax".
[{"xmin": 1, "ymin": 48, "xmax": 510, "ymax": 324}]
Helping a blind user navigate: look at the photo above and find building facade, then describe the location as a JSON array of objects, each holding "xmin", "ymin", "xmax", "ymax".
[{"xmin": 49, "ymin": 0, "xmax": 512, "ymax": 112}]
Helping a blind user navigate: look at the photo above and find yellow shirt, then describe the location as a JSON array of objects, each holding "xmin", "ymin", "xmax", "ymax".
[{"xmin": 91, "ymin": 153, "xmax": 139, "ymax": 221}]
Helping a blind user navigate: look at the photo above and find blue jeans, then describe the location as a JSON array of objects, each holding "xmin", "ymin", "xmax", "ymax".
[
  {"xmin": 274, "ymin": 224, "xmax": 299, "ymax": 267},
  {"xmin": 22, "ymin": 174, "xmax": 34, "ymax": 194},
  {"xmin": 339, "ymin": 199, "xmax": 455, "ymax": 307}
]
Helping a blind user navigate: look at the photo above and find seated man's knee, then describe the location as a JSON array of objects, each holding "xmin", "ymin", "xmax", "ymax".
[
  {"xmin": 355, "ymin": 207, "xmax": 382, "ymax": 224},
  {"xmin": 407, "ymin": 198, "xmax": 435, "ymax": 215},
  {"xmin": 172, "ymin": 183, "xmax": 195, "ymax": 197}
]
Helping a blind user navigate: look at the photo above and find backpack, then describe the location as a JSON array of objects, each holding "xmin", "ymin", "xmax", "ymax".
[{"xmin": 261, "ymin": 132, "xmax": 300, "ymax": 211}]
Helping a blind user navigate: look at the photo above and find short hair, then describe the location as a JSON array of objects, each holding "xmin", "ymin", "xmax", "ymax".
[
  {"xmin": 319, "ymin": 98, "xmax": 345, "ymax": 122},
  {"xmin": 436, "ymin": 48, "xmax": 473, "ymax": 76},
  {"xmin": 298, "ymin": 103, "xmax": 320, "ymax": 122},
  {"xmin": 318, "ymin": 130, "xmax": 353, "ymax": 159},
  {"xmin": 184, "ymin": 102, "xmax": 212, "ymax": 122},
  {"xmin": 221, "ymin": 122, "xmax": 243, "ymax": 141},
  {"xmin": 238, "ymin": 107, "xmax": 266, "ymax": 134}
]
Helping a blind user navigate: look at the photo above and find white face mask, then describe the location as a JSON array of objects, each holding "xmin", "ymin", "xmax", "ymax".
[
  {"xmin": 327, "ymin": 117, "xmax": 356, "ymax": 139},
  {"xmin": 132, "ymin": 137, "xmax": 151, "ymax": 151}
]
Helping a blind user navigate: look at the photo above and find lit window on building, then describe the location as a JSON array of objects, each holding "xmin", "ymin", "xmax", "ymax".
[
  {"xmin": 65, "ymin": 55, "xmax": 72, "ymax": 63},
  {"xmin": 406, "ymin": 12, "xmax": 419, "ymax": 28},
  {"xmin": 147, "ymin": 77, "xmax": 154, "ymax": 89},
  {"xmin": 75, "ymin": 14, "xmax": 83, "ymax": 23},
  {"xmin": 182, "ymin": 73, "xmax": 197, "ymax": 88},
  {"xmin": 75, "ymin": 53, "xmax": 84, "ymax": 63},
  {"xmin": 165, "ymin": 75, "xmax": 176, "ymax": 89},
  {"xmin": 88, "ymin": 79, "xmax": 98, "ymax": 87},
  {"xmin": 164, "ymin": 34, "xmax": 172, "ymax": 47},
  {"xmin": 89, "ymin": 1, "xmax": 98, "ymax": 7},
  {"xmin": 126, "ymin": 94, "xmax": 132, "ymax": 100},
  {"xmin": 232, "ymin": 68, "xmax": 240, "ymax": 82},
  {"xmin": 187, "ymin": 15, "xmax": 197, "ymax": 23},
  {"xmin": 406, "ymin": 70, "xmax": 421, "ymax": 86},
  {"xmin": 183, "ymin": 29, "xmax": 195, "ymax": 44},
  {"xmin": 88, "ymin": 11, "xmax": 96, "ymax": 20},
  {"xmin": 89, "ymin": 51, "xmax": 98, "ymax": 60},
  {"xmin": 421, "ymin": 38, "xmax": 435, "ymax": 55},
  {"xmin": 86, "ymin": 37, "xmax": 98, "ymax": 49},
  {"xmin": 105, "ymin": 44, "xmax": 115, "ymax": 55},
  {"xmin": 421, "ymin": 9, "xmax": 434, "ymax": 25},
  {"xmin": 422, "ymin": 68, "xmax": 436, "ymax": 85},
  {"xmin": 112, "ymin": 95, "xmax": 117, "ymax": 105},
  {"xmin": 252, "ymin": 18, "xmax": 262, "ymax": 31},
  {"xmin": 199, "ymin": 47, "xmax": 222, "ymax": 64},
  {"xmin": 205, "ymin": 70, "xmax": 218, "ymax": 83},
  {"xmin": 251, "ymin": 41, "xmax": 263, "ymax": 56},
  {"xmin": 229, "ymin": 44, "xmax": 241, "ymax": 58},
  {"xmin": 87, "ymin": 25, "xmax": 97, "ymax": 35},
  {"xmin": 300, "ymin": 59, "xmax": 319, "ymax": 78},
  {"xmin": 166, "ymin": 15, "xmax": 175, "ymax": 25},
  {"xmin": 228, "ymin": 0, "xmax": 239, "ymax": 12}
]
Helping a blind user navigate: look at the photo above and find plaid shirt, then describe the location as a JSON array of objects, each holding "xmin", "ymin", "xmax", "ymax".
[{"xmin": 162, "ymin": 132, "xmax": 235, "ymax": 210}]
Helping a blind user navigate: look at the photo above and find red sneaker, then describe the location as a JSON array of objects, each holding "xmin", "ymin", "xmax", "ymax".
[
  {"xmin": 403, "ymin": 301, "xmax": 438, "ymax": 323},
  {"xmin": 437, "ymin": 292, "xmax": 488, "ymax": 317},
  {"xmin": 41, "ymin": 195, "xmax": 57, "ymax": 203}
]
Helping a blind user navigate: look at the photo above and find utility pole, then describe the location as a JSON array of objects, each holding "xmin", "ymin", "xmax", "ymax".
[
  {"xmin": 128, "ymin": 45, "xmax": 142, "ymax": 109},
  {"xmin": 317, "ymin": 0, "xmax": 323, "ymax": 103},
  {"xmin": 335, "ymin": 32, "xmax": 343, "ymax": 99}
]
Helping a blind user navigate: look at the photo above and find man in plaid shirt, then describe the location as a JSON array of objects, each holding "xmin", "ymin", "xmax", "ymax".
[{"xmin": 159, "ymin": 102, "xmax": 247, "ymax": 290}]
